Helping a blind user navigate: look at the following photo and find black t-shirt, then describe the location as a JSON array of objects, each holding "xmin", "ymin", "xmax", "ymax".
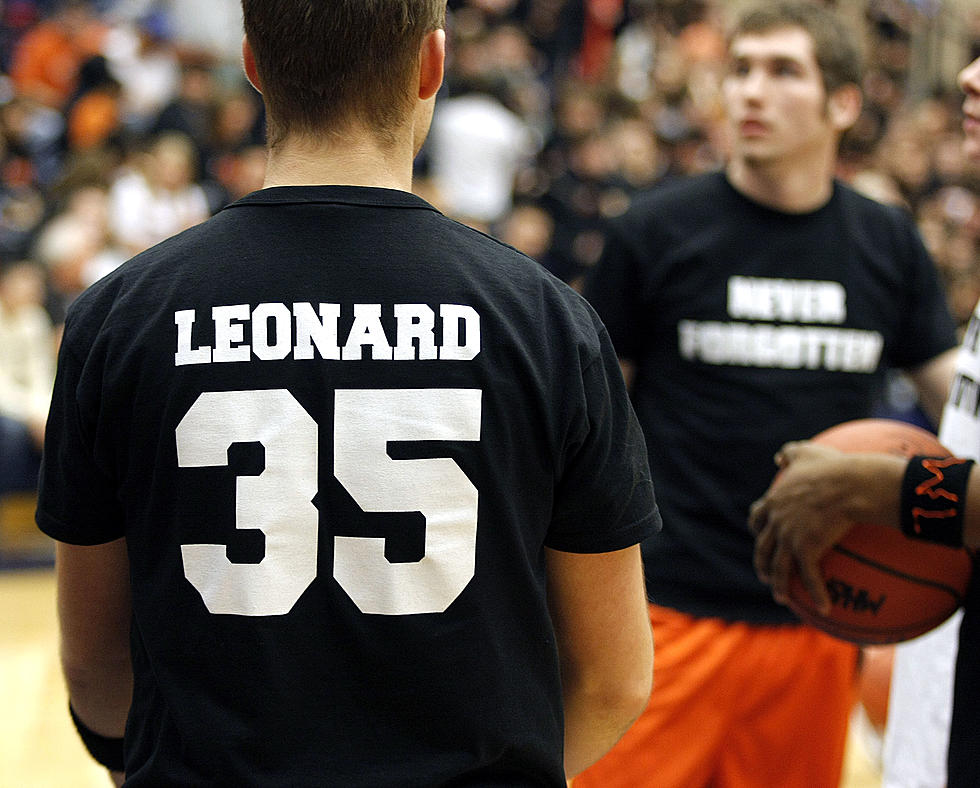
[
  {"xmin": 950, "ymin": 578, "xmax": 980, "ymax": 786},
  {"xmin": 37, "ymin": 186, "xmax": 660, "ymax": 786},
  {"xmin": 586, "ymin": 171, "xmax": 957, "ymax": 624}
]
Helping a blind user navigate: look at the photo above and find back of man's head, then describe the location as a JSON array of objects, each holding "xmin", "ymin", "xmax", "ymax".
[
  {"xmin": 731, "ymin": 1, "xmax": 863, "ymax": 94},
  {"xmin": 241, "ymin": 0, "xmax": 447, "ymax": 148}
]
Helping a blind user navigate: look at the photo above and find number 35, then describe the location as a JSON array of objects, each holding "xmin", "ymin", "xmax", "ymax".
[{"xmin": 176, "ymin": 388, "xmax": 482, "ymax": 617}]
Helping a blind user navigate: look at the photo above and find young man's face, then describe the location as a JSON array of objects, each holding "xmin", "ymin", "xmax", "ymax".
[
  {"xmin": 958, "ymin": 56, "xmax": 980, "ymax": 162},
  {"xmin": 722, "ymin": 27, "xmax": 838, "ymax": 167}
]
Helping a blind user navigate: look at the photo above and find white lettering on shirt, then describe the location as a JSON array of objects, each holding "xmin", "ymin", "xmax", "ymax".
[
  {"xmin": 174, "ymin": 303, "xmax": 481, "ymax": 366},
  {"xmin": 675, "ymin": 277, "xmax": 883, "ymax": 373}
]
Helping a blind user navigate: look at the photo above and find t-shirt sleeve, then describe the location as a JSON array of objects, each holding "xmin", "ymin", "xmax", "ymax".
[
  {"xmin": 545, "ymin": 321, "xmax": 660, "ymax": 553},
  {"xmin": 36, "ymin": 332, "xmax": 126, "ymax": 545},
  {"xmin": 583, "ymin": 222, "xmax": 646, "ymax": 362},
  {"xmin": 893, "ymin": 212, "xmax": 959, "ymax": 368}
]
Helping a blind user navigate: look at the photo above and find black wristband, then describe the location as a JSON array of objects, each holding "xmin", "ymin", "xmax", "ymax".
[
  {"xmin": 68, "ymin": 702, "xmax": 125, "ymax": 772},
  {"xmin": 900, "ymin": 455, "xmax": 974, "ymax": 548}
]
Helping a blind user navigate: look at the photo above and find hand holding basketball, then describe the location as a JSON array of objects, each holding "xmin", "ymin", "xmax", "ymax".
[
  {"xmin": 750, "ymin": 440, "xmax": 903, "ymax": 614},
  {"xmin": 752, "ymin": 419, "xmax": 973, "ymax": 644}
]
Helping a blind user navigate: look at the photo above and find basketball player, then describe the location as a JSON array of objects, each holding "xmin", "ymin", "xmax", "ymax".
[
  {"xmin": 36, "ymin": 2, "xmax": 659, "ymax": 784},
  {"xmin": 751, "ymin": 52, "xmax": 980, "ymax": 788},
  {"xmin": 573, "ymin": 3, "xmax": 959, "ymax": 787}
]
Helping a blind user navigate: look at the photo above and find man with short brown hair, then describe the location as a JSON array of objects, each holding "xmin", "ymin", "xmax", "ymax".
[
  {"xmin": 39, "ymin": 2, "xmax": 658, "ymax": 784},
  {"xmin": 575, "ymin": 3, "xmax": 958, "ymax": 787}
]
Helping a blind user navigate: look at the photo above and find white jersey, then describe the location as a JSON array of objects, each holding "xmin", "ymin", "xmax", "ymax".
[{"xmin": 883, "ymin": 305, "xmax": 980, "ymax": 787}]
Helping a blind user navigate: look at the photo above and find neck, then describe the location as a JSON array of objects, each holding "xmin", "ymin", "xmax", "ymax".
[
  {"xmin": 261, "ymin": 127, "xmax": 415, "ymax": 192},
  {"xmin": 726, "ymin": 152, "xmax": 836, "ymax": 214}
]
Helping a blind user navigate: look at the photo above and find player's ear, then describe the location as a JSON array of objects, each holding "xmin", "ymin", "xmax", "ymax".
[
  {"xmin": 827, "ymin": 83, "xmax": 862, "ymax": 133},
  {"xmin": 242, "ymin": 35, "xmax": 262, "ymax": 94},
  {"xmin": 418, "ymin": 28, "xmax": 445, "ymax": 101}
]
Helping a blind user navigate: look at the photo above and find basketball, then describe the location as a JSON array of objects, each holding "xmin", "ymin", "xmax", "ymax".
[{"xmin": 783, "ymin": 418, "xmax": 974, "ymax": 645}]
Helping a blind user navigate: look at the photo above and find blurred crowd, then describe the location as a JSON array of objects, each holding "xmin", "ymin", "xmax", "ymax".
[{"xmin": 2, "ymin": 0, "xmax": 980, "ymax": 495}]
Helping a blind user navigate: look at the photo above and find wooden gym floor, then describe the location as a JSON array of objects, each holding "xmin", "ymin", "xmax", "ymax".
[{"xmin": 0, "ymin": 496, "xmax": 881, "ymax": 787}]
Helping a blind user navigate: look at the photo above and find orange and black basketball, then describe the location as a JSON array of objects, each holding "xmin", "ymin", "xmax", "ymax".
[{"xmin": 784, "ymin": 418, "xmax": 973, "ymax": 645}]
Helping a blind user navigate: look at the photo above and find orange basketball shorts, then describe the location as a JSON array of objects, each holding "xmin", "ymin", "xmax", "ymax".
[{"xmin": 571, "ymin": 603, "xmax": 859, "ymax": 788}]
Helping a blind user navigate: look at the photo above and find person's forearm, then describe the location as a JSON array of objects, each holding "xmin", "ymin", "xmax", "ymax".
[
  {"xmin": 846, "ymin": 453, "xmax": 980, "ymax": 550},
  {"xmin": 545, "ymin": 545, "xmax": 653, "ymax": 779},
  {"xmin": 65, "ymin": 665, "xmax": 130, "ymax": 786},
  {"xmin": 56, "ymin": 539, "xmax": 133, "ymax": 737},
  {"xmin": 62, "ymin": 654, "xmax": 133, "ymax": 737},
  {"xmin": 561, "ymin": 668, "xmax": 651, "ymax": 778},
  {"xmin": 848, "ymin": 454, "xmax": 904, "ymax": 528}
]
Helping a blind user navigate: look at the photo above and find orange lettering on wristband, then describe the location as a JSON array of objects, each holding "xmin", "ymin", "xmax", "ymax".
[
  {"xmin": 910, "ymin": 506, "xmax": 958, "ymax": 535},
  {"xmin": 914, "ymin": 457, "xmax": 970, "ymax": 502}
]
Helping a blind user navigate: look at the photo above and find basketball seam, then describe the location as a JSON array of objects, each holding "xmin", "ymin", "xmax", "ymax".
[
  {"xmin": 795, "ymin": 608, "xmax": 949, "ymax": 645},
  {"xmin": 831, "ymin": 544, "xmax": 965, "ymax": 605}
]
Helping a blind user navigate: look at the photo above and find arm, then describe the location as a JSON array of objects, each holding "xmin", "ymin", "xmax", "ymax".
[
  {"xmin": 618, "ymin": 359, "xmax": 636, "ymax": 392},
  {"xmin": 56, "ymin": 538, "xmax": 133, "ymax": 782},
  {"xmin": 545, "ymin": 544, "xmax": 653, "ymax": 779},
  {"xmin": 905, "ymin": 348, "xmax": 959, "ymax": 427},
  {"xmin": 749, "ymin": 442, "xmax": 980, "ymax": 614}
]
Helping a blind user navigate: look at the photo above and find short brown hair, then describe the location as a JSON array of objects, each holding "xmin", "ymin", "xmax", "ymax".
[
  {"xmin": 731, "ymin": 2, "xmax": 863, "ymax": 93},
  {"xmin": 242, "ymin": 0, "xmax": 446, "ymax": 147}
]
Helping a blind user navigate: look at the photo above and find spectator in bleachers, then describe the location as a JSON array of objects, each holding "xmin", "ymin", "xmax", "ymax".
[
  {"xmin": 429, "ymin": 72, "xmax": 540, "ymax": 230},
  {"xmin": 8, "ymin": 0, "xmax": 105, "ymax": 110},
  {"xmin": 33, "ymin": 182, "xmax": 122, "ymax": 318},
  {"xmin": 0, "ymin": 112, "xmax": 47, "ymax": 260},
  {"xmin": 63, "ymin": 54, "xmax": 124, "ymax": 154},
  {"xmin": 106, "ymin": 130, "xmax": 209, "ymax": 255},
  {"xmin": 199, "ymin": 84, "xmax": 264, "ymax": 209},
  {"xmin": 209, "ymin": 144, "xmax": 266, "ymax": 204},
  {"xmin": 101, "ymin": 11, "xmax": 181, "ymax": 135},
  {"xmin": 0, "ymin": 258, "xmax": 54, "ymax": 496},
  {"xmin": 149, "ymin": 61, "xmax": 218, "ymax": 173},
  {"xmin": 494, "ymin": 198, "xmax": 559, "ymax": 271}
]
